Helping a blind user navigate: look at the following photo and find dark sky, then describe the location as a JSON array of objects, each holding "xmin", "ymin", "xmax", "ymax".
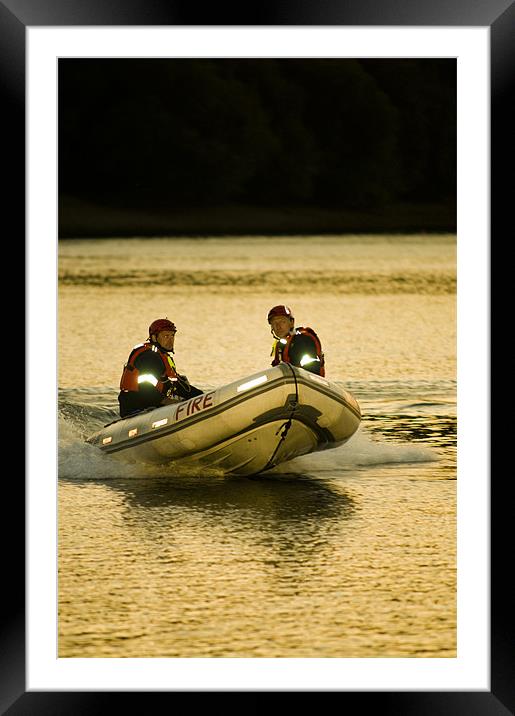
[{"xmin": 58, "ymin": 58, "xmax": 456, "ymax": 214}]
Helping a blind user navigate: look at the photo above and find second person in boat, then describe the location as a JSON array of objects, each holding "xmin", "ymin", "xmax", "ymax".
[
  {"xmin": 118, "ymin": 317, "xmax": 203, "ymax": 417},
  {"xmin": 267, "ymin": 304, "xmax": 325, "ymax": 376}
]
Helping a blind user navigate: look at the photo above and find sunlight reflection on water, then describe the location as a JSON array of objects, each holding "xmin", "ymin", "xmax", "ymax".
[{"xmin": 58, "ymin": 235, "xmax": 456, "ymax": 658}]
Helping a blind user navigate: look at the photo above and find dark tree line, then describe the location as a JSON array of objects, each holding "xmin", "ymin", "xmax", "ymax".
[{"xmin": 58, "ymin": 58, "xmax": 456, "ymax": 210}]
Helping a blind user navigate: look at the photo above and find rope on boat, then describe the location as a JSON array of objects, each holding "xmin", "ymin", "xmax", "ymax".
[{"xmin": 263, "ymin": 364, "xmax": 299, "ymax": 471}]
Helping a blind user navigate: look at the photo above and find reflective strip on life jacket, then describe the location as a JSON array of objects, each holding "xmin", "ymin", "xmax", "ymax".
[
  {"xmin": 137, "ymin": 373, "xmax": 159, "ymax": 386},
  {"xmin": 119, "ymin": 341, "xmax": 178, "ymax": 392}
]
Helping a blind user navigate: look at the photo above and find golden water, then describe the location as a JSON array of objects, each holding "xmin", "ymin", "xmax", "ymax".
[{"xmin": 58, "ymin": 234, "xmax": 456, "ymax": 657}]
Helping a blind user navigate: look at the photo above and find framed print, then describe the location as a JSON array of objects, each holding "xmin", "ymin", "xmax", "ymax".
[{"xmin": 6, "ymin": 0, "xmax": 511, "ymax": 712}]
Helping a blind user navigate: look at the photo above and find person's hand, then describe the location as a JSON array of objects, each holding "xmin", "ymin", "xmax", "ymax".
[{"xmin": 177, "ymin": 374, "xmax": 191, "ymax": 389}]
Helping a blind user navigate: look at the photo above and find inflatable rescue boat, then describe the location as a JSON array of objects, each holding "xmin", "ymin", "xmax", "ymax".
[{"xmin": 87, "ymin": 364, "xmax": 361, "ymax": 476}]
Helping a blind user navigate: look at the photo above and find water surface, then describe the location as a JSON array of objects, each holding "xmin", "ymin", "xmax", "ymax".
[{"xmin": 58, "ymin": 234, "xmax": 456, "ymax": 658}]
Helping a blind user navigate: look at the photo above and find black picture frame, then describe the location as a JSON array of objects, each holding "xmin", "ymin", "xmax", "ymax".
[{"xmin": 8, "ymin": 1, "xmax": 510, "ymax": 713}]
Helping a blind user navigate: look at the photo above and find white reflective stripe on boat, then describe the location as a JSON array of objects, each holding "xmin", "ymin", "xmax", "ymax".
[
  {"xmin": 236, "ymin": 375, "xmax": 268, "ymax": 392},
  {"xmin": 152, "ymin": 418, "xmax": 168, "ymax": 429}
]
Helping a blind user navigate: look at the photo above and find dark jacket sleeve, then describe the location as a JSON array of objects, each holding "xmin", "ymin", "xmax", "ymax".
[
  {"xmin": 288, "ymin": 334, "xmax": 324, "ymax": 375},
  {"xmin": 173, "ymin": 375, "xmax": 203, "ymax": 399}
]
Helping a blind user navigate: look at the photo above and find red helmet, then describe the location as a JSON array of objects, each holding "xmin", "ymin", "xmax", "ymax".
[
  {"xmin": 149, "ymin": 318, "xmax": 176, "ymax": 336},
  {"xmin": 267, "ymin": 305, "xmax": 294, "ymax": 324}
]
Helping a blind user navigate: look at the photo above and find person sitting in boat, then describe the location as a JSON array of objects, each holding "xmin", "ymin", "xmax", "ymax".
[
  {"xmin": 118, "ymin": 318, "xmax": 202, "ymax": 417},
  {"xmin": 268, "ymin": 304, "xmax": 325, "ymax": 376}
]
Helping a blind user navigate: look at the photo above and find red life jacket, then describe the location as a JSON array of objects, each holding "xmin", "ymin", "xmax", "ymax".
[
  {"xmin": 119, "ymin": 341, "xmax": 179, "ymax": 394},
  {"xmin": 271, "ymin": 327, "xmax": 325, "ymax": 376}
]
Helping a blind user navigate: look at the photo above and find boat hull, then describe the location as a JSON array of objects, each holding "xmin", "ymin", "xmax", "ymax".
[{"xmin": 86, "ymin": 364, "xmax": 361, "ymax": 476}]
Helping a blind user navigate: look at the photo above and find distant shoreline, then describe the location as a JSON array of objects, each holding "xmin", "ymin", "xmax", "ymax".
[{"xmin": 59, "ymin": 196, "xmax": 456, "ymax": 238}]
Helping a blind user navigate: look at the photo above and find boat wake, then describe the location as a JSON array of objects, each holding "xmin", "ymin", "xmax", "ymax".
[
  {"xmin": 59, "ymin": 413, "xmax": 230, "ymax": 481},
  {"xmin": 267, "ymin": 426, "xmax": 438, "ymax": 477}
]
